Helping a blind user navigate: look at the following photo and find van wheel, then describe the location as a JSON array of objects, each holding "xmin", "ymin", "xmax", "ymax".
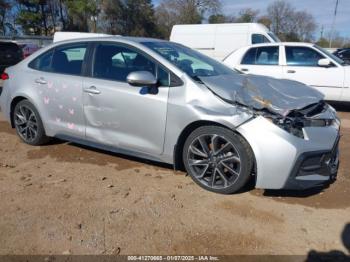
[
  {"xmin": 13, "ymin": 100, "xmax": 50, "ymax": 145},
  {"xmin": 183, "ymin": 126, "xmax": 253, "ymax": 194}
]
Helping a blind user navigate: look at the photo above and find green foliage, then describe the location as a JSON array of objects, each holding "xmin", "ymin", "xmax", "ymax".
[
  {"xmin": 16, "ymin": 0, "xmax": 49, "ymax": 35},
  {"xmin": 64, "ymin": 0, "xmax": 99, "ymax": 32}
]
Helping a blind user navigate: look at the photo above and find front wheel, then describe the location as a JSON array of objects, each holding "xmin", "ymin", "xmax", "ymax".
[
  {"xmin": 13, "ymin": 100, "xmax": 50, "ymax": 146},
  {"xmin": 183, "ymin": 126, "xmax": 254, "ymax": 194}
]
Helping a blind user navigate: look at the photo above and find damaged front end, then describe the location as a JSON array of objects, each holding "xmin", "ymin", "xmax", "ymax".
[
  {"xmin": 199, "ymin": 73, "xmax": 340, "ymax": 139},
  {"xmin": 257, "ymin": 101, "xmax": 340, "ymax": 139},
  {"xmin": 198, "ymin": 73, "xmax": 340, "ymax": 189}
]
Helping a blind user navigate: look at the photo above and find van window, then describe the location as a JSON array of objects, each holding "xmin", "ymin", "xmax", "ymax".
[
  {"xmin": 252, "ymin": 34, "xmax": 271, "ymax": 44},
  {"xmin": 242, "ymin": 46, "xmax": 279, "ymax": 65}
]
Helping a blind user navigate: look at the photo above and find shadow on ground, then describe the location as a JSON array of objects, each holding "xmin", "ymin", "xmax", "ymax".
[{"xmin": 306, "ymin": 223, "xmax": 350, "ymax": 262}]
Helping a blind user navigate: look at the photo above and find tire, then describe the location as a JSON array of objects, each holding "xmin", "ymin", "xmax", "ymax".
[
  {"xmin": 183, "ymin": 126, "xmax": 254, "ymax": 194},
  {"xmin": 13, "ymin": 100, "xmax": 50, "ymax": 146}
]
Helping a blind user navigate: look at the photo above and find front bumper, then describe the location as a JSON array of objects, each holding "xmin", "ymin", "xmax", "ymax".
[
  {"xmin": 237, "ymin": 116, "xmax": 340, "ymax": 190},
  {"xmin": 283, "ymin": 135, "xmax": 339, "ymax": 190}
]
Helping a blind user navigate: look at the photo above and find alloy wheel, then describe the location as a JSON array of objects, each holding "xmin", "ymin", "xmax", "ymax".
[
  {"xmin": 187, "ymin": 134, "xmax": 241, "ymax": 189},
  {"xmin": 14, "ymin": 105, "xmax": 38, "ymax": 143}
]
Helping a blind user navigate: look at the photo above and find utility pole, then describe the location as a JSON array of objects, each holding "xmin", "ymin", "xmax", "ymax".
[{"xmin": 329, "ymin": 0, "xmax": 339, "ymax": 48}]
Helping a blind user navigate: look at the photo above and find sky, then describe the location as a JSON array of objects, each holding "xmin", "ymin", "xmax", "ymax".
[{"xmin": 153, "ymin": 0, "xmax": 350, "ymax": 38}]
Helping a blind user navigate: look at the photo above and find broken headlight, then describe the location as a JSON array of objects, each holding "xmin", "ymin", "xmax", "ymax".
[{"xmin": 266, "ymin": 116, "xmax": 336, "ymax": 139}]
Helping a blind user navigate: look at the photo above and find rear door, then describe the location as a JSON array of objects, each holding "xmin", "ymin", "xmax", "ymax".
[
  {"xmin": 281, "ymin": 46, "xmax": 344, "ymax": 101},
  {"xmin": 82, "ymin": 42, "xmax": 170, "ymax": 155},
  {"xmin": 28, "ymin": 43, "xmax": 88, "ymax": 137},
  {"xmin": 237, "ymin": 45, "xmax": 284, "ymax": 78}
]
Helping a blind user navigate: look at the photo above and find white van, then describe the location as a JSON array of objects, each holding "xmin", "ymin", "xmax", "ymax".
[{"xmin": 170, "ymin": 23, "xmax": 280, "ymax": 61}]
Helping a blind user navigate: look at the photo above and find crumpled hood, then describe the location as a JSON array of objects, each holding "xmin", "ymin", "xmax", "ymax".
[{"xmin": 199, "ymin": 74, "xmax": 324, "ymax": 116}]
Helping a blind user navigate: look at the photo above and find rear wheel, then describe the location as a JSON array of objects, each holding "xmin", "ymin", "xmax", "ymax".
[
  {"xmin": 183, "ymin": 126, "xmax": 254, "ymax": 194},
  {"xmin": 13, "ymin": 100, "xmax": 50, "ymax": 145}
]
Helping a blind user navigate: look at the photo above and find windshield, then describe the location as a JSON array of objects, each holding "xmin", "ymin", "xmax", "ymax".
[
  {"xmin": 314, "ymin": 45, "xmax": 347, "ymax": 66},
  {"xmin": 268, "ymin": 32, "xmax": 281, "ymax": 42},
  {"xmin": 142, "ymin": 41, "xmax": 235, "ymax": 79}
]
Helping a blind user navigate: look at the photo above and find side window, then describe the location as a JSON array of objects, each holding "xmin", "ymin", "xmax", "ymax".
[
  {"xmin": 286, "ymin": 46, "xmax": 324, "ymax": 67},
  {"xmin": 255, "ymin": 46, "xmax": 279, "ymax": 65},
  {"xmin": 28, "ymin": 49, "xmax": 54, "ymax": 72},
  {"xmin": 242, "ymin": 48, "xmax": 257, "ymax": 65},
  {"xmin": 93, "ymin": 43, "xmax": 169, "ymax": 85},
  {"xmin": 252, "ymin": 34, "xmax": 271, "ymax": 44},
  {"xmin": 51, "ymin": 44, "xmax": 87, "ymax": 75},
  {"xmin": 241, "ymin": 47, "xmax": 279, "ymax": 65}
]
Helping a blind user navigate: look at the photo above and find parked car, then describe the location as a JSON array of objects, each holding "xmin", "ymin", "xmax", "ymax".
[
  {"xmin": 19, "ymin": 43, "xmax": 40, "ymax": 58},
  {"xmin": 170, "ymin": 23, "xmax": 280, "ymax": 61},
  {"xmin": 223, "ymin": 42, "xmax": 350, "ymax": 102},
  {"xmin": 333, "ymin": 48, "xmax": 350, "ymax": 64},
  {"xmin": 0, "ymin": 41, "xmax": 23, "ymax": 74},
  {"xmin": 0, "ymin": 35, "xmax": 340, "ymax": 194}
]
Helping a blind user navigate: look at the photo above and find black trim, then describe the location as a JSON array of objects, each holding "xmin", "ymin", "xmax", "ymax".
[
  {"xmin": 28, "ymin": 41, "xmax": 93, "ymax": 77},
  {"xmin": 283, "ymin": 135, "xmax": 340, "ymax": 190}
]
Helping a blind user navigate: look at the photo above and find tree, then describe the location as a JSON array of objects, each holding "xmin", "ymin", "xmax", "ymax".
[
  {"xmin": 208, "ymin": 14, "xmax": 227, "ymax": 24},
  {"xmin": 155, "ymin": 0, "xmax": 221, "ymax": 39},
  {"xmin": 0, "ymin": 0, "xmax": 11, "ymax": 35},
  {"xmin": 122, "ymin": 0, "xmax": 158, "ymax": 37},
  {"xmin": 257, "ymin": 16, "xmax": 272, "ymax": 29},
  {"xmin": 235, "ymin": 8, "xmax": 259, "ymax": 23},
  {"xmin": 16, "ymin": 0, "xmax": 52, "ymax": 35},
  {"xmin": 64, "ymin": 0, "xmax": 99, "ymax": 32},
  {"xmin": 99, "ymin": 0, "xmax": 124, "ymax": 34},
  {"xmin": 266, "ymin": 0, "xmax": 317, "ymax": 41}
]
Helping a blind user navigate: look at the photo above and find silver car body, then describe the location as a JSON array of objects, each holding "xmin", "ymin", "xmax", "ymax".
[{"xmin": 0, "ymin": 36, "xmax": 340, "ymax": 190}]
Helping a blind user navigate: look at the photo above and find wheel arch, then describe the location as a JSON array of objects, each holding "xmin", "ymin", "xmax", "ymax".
[
  {"xmin": 173, "ymin": 120, "xmax": 256, "ymax": 174},
  {"xmin": 10, "ymin": 95, "xmax": 44, "ymax": 129}
]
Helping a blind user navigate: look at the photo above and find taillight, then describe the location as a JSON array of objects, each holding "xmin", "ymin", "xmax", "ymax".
[{"xmin": 1, "ymin": 72, "xmax": 9, "ymax": 80}]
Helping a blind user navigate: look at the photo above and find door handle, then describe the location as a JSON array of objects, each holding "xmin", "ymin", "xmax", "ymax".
[
  {"xmin": 35, "ymin": 77, "xmax": 47, "ymax": 84},
  {"xmin": 241, "ymin": 68, "xmax": 249, "ymax": 72},
  {"xmin": 84, "ymin": 86, "xmax": 101, "ymax": 95},
  {"xmin": 287, "ymin": 70, "xmax": 296, "ymax": 74}
]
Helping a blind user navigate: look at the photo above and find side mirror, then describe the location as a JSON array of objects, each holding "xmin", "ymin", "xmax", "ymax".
[
  {"xmin": 127, "ymin": 71, "xmax": 157, "ymax": 87},
  {"xmin": 318, "ymin": 58, "xmax": 332, "ymax": 67}
]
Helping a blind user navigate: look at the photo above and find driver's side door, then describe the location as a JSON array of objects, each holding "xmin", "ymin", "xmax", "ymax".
[{"xmin": 82, "ymin": 42, "xmax": 170, "ymax": 155}]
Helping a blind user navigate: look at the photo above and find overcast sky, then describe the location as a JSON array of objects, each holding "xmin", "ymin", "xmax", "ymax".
[{"xmin": 153, "ymin": 0, "xmax": 350, "ymax": 38}]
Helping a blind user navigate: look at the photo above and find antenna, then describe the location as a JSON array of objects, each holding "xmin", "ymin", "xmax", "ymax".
[{"xmin": 329, "ymin": 0, "xmax": 339, "ymax": 48}]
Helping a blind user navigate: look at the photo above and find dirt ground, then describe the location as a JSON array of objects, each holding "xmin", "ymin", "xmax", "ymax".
[{"xmin": 0, "ymin": 105, "xmax": 349, "ymax": 256}]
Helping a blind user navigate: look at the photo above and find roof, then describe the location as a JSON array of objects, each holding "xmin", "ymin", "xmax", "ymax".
[
  {"xmin": 51, "ymin": 35, "xmax": 167, "ymax": 47},
  {"xmin": 242, "ymin": 42, "xmax": 315, "ymax": 48}
]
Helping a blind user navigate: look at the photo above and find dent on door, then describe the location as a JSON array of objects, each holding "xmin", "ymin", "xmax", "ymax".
[{"xmin": 83, "ymin": 79, "xmax": 169, "ymax": 155}]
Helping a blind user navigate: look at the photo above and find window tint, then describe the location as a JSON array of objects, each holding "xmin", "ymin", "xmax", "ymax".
[
  {"xmin": 242, "ymin": 46, "xmax": 279, "ymax": 65},
  {"xmin": 142, "ymin": 41, "xmax": 233, "ymax": 78},
  {"xmin": 252, "ymin": 34, "xmax": 270, "ymax": 44},
  {"xmin": 286, "ymin": 46, "xmax": 324, "ymax": 67},
  {"xmin": 93, "ymin": 43, "xmax": 169, "ymax": 86},
  {"xmin": 51, "ymin": 44, "xmax": 87, "ymax": 75},
  {"xmin": 242, "ymin": 48, "xmax": 257, "ymax": 64},
  {"xmin": 29, "ymin": 49, "xmax": 54, "ymax": 71},
  {"xmin": 255, "ymin": 47, "xmax": 279, "ymax": 65}
]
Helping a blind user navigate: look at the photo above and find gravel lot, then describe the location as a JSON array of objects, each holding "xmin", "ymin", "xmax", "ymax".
[{"xmin": 0, "ymin": 104, "xmax": 349, "ymax": 256}]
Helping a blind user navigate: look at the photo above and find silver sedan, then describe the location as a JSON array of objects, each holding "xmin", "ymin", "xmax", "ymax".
[{"xmin": 0, "ymin": 36, "xmax": 340, "ymax": 194}]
